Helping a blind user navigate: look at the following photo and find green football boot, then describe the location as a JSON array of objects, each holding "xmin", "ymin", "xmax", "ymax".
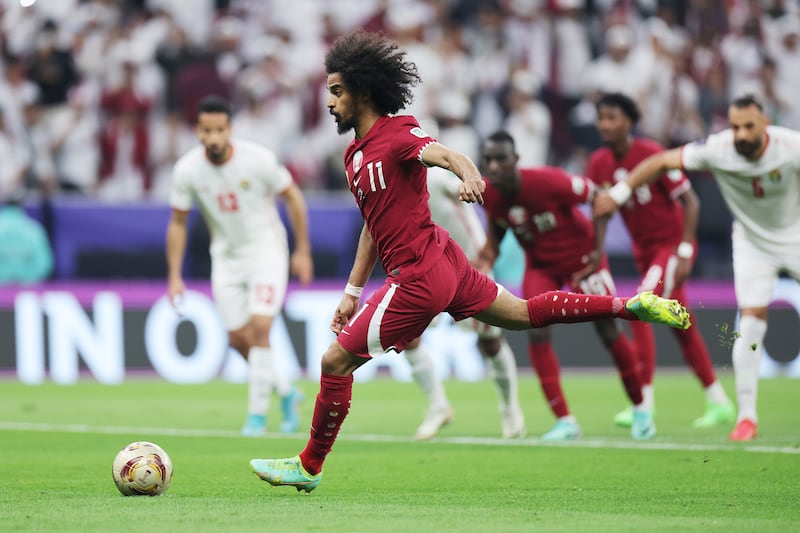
[{"xmin": 250, "ymin": 456, "xmax": 322, "ymax": 493}]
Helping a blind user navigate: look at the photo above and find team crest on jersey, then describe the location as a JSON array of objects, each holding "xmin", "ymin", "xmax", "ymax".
[
  {"xmin": 768, "ymin": 169, "xmax": 782, "ymax": 182},
  {"xmin": 571, "ymin": 176, "xmax": 585, "ymax": 195},
  {"xmin": 508, "ymin": 206, "xmax": 527, "ymax": 225},
  {"xmin": 239, "ymin": 179, "xmax": 250, "ymax": 190},
  {"xmin": 410, "ymin": 127, "xmax": 429, "ymax": 138},
  {"xmin": 353, "ymin": 151, "xmax": 363, "ymax": 173}
]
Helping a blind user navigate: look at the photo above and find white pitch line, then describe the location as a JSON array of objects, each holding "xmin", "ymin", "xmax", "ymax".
[{"xmin": 1, "ymin": 421, "xmax": 798, "ymax": 455}]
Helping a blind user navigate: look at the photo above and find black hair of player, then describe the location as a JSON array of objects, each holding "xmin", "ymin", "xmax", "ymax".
[
  {"xmin": 325, "ymin": 29, "xmax": 421, "ymax": 115},
  {"xmin": 730, "ymin": 94, "xmax": 764, "ymax": 112},
  {"xmin": 485, "ymin": 130, "xmax": 517, "ymax": 150},
  {"xmin": 595, "ymin": 92, "xmax": 641, "ymax": 125},
  {"xmin": 195, "ymin": 95, "xmax": 231, "ymax": 120}
]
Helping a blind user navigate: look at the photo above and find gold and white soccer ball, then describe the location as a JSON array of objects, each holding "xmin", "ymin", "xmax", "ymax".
[{"xmin": 112, "ymin": 441, "xmax": 173, "ymax": 496}]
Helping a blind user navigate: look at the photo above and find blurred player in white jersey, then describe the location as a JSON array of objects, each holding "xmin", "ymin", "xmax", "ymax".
[
  {"xmin": 595, "ymin": 94, "xmax": 800, "ymax": 441},
  {"xmin": 404, "ymin": 166, "xmax": 526, "ymax": 440},
  {"xmin": 166, "ymin": 96, "xmax": 313, "ymax": 436}
]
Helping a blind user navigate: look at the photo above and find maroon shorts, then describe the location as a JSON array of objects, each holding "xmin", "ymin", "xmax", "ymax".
[{"xmin": 337, "ymin": 239, "xmax": 500, "ymax": 358}]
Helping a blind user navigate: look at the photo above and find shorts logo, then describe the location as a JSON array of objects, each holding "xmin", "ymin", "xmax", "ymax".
[
  {"xmin": 410, "ymin": 127, "xmax": 429, "ymax": 138},
  {"xmin": 353, "ymin": 150, "xmax": 363, "ymax": 173}
]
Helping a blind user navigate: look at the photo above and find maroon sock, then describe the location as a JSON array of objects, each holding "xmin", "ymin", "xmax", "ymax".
[
  {"xmin": 298, "ymin": 373, "xmax": 353, "ymax": 475},
  {"xmin": 527, "ymin": 291, "xmax": 630, "ymax": 327},
  {"xmin": 528, "ymin": 342, "xmax": 570, "ymax": 418},
  {"xmin": 674, "ymin": 317, "xmax": 717, "ymax": 387},
  {"xmin": 607, "ymin": 335, "xmax": 644, "ymax": 405},
  {"xmin": 630, "ymin": 320, "xmax": 655, "ymax": 385}
]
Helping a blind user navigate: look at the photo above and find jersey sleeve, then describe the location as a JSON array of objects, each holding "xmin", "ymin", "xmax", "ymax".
[
  {"xmin": 169, "ymin": 158, "xmax": 195, "ymax": 211},
  {"xmin": 660, "ymin": 168, "xmax": 691, "ymax": 199},
  {"xmin": 681, "ymin": 131, "xmax": 727, "ymax": 171},
  {"xmin": 391, "ymin": 118, "xmax": 437, "ymax": 165}
]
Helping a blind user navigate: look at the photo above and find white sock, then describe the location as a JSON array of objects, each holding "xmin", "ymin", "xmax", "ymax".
[
  {"xmin": 732, "ymin": 315, "xmax": 766, "ymax": 423},
  {"xmin": 247, "ymin": 346, "xmax": 273, "ymax": 415},
  {"xmin": 404, "ymin": 345, "xmax": 449, "ymax": 410},
  {"xmin": 481, "ymin": 339, "xmax": 521, "ymax": 412},
  {"xmin": 704, "ymin": 380, "xmax": 730, "ymax": 405},
  {"xmin": 641, "ymin": 384, "xmax": 655, "ymax": 411}
]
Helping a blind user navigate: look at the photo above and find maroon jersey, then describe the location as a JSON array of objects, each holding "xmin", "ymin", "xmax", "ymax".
[
  {"xmin": 585, "ymin": 138, "xmax": 690, "ymax": 259},
  {"xmin": 483, "ymin": 167, "xmax": 595, "ymax": 274},
  {"xmin": 343, "ymin": 115, "xmax": 448, "ymax": 282}
]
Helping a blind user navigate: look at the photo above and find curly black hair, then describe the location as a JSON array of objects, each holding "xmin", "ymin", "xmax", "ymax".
[
  {"xmin": 325, "ymin": 29, "xmax": 420, "ymax": 115},
  {"xmin": 731, "ymin": 93, "xmax": 764, "ymax": 111},
  {"xmin": 595, "ymin": 92, "xmax": 641, "ymax": 126}
]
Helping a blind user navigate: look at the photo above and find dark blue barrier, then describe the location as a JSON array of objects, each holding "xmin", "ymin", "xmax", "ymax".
[{"xmin": 25, "ymin": 194, "xmax": 364, "ymax": 280}]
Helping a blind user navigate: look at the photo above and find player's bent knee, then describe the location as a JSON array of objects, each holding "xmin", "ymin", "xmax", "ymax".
[{"xmin": 320, "ymin": 341, "xmax": 368, "ymax": 376}]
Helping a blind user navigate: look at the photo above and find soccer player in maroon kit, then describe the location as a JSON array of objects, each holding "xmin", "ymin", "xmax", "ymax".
[
  {"xmin": 586, "ymin": 92, "xmax": 734, "ymax": 428},
  {"xmin": 476, "ymin": 131, "xmax": 652, "ymax": 442},
  {"xmin": 249, "ymin": 30, "xmax": 690, "ymax": 493}
]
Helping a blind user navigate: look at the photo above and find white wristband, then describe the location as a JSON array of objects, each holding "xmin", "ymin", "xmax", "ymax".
[
  {"xmin": 344, "ymin": 283, "xmax": 363, "ymax": 297},
  {"xmin": 608, "ymin": 181, "xmax": 632, "ymax": 206},
  {"xmin": 677, "ymin": 241, "xmax": 694, "ymax": 259}
]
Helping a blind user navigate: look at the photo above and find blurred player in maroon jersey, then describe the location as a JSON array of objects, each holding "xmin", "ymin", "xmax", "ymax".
[
  {"xmin": 585, "ymin": 92, "xmax": 734, "ymax": 429},
  {"xmin": 248, "ymin": 30, "xmax": 690, "ymax": 493},
  {"xmin": 476, "ymin": 131, "xmax": 653, "ymax": 442}
]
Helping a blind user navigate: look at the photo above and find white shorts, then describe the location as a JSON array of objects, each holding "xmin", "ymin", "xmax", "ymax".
[
  {"xmin": 211, "ymin": 252, "xmax": 288, "ymax": 330},
  {"xmin": 732, "ymin": 225, "xmax": 800, "ymax": 308}
]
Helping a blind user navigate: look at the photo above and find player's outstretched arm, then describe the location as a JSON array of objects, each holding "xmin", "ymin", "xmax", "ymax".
[
  {"xmin": 165, "ymin": 209, "xmax": 189, "ymax": 312},
  {"xmin": 594, "ymin": 147, "xmax": 683, "ymax": 217},
  {"xmin": 280, "ymin": 183, "xmax": 314, "ymax": 285},
  {"xmin": 420, "ymin": 142, "xmax": 485, "ymax": 204}
]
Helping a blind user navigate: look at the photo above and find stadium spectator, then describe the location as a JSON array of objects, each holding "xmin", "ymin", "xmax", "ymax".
[
  {"xmin": 585, "ymin": 92, "xmax": 734, "ymax": 429},
  {"xmin": 166, "ymin": 95, "xmax": 313, "ymax": 437},
  {"xmin": 594, "ymin": 94, "xmax": 800, "ymax": 442},
  {"xmin": 0, "ymin": 108, "xmax": 27, "ymax": 198},
  {"xmin": 249, "ymin": 30, "xmax": 690, "ymax": 493},
  {"xmin": 477, "ymin": 130, "xmax": 652, "ymax": 441},
  {"xmin": 503, "ymin": 69, "xmax": 552, "ymax": 167}
]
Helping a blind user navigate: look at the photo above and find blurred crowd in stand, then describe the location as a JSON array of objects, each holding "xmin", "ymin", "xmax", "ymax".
[{"xmin": 0, "ymin": 0, "xmax": 798, "ymax": 280}]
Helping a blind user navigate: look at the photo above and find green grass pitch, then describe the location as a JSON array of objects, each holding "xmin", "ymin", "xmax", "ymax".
[{"xmin": 1, "ymin": 372, "xmax": 798, "ymax": 532}]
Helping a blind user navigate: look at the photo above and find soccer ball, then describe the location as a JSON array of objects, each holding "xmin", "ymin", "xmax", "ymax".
[{"xmin": 112, "ymin": 441, "xmax": 173, "ymax": 496}]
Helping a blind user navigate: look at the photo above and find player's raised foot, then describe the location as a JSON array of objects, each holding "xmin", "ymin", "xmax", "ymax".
[
  {"xmin": 250, "ymin": 456, "xmax": 322, "ymax": 493},
  {"xmin": 631, "ymin": 408, "xmax": 656, "ymax": 440},
  {"xmin": 241, "ymin": 414, "xmax": 266, "ymax": 437},
  {"xmin": 693, "ymin": 401, "xmax": 736, "ymax": 428},
  {"xmin": 540, "ymin": 418, "xmax": 581, "ymax": 442},
  {"xmin": 625, "ymin": 291, "xmax": 691, "ymax": 330},
  {"xmin": 500, "ymin": 405, "xmax": 527, "ymax": 439},
  {"xmin": 414, "ymin": 405, "xmax": 454, "ymax": 440},
  {"xmin": 279, "ymin": 387, "xmax": 304, "ymax": 433},
  {"xmin": 728, "ymin": 419, "xmax": 758, "ymax": 441}
]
